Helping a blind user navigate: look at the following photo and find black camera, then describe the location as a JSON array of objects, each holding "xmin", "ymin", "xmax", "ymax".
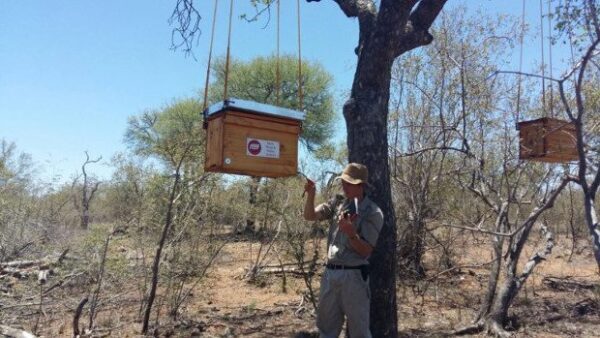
[{"xmin": 342, "ymin": 200, "xmax": 357, "ymax": 218}]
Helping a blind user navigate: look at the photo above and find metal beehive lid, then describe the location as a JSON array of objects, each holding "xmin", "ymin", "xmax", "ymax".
[{"xmin": 203, "ymin": 98, "xmax": 305, "ymax": 122}]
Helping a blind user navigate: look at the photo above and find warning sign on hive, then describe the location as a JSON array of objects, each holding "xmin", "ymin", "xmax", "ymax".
[{"xmin": 246, "ymin": 138, "xmax": 280, "ymax": 159}]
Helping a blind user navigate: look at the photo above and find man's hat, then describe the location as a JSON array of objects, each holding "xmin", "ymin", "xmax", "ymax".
[{"xmin": 338, "ymin": 163, "xmax": 368, "ymax": 185}]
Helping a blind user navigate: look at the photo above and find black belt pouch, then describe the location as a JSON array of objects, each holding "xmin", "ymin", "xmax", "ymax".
[{"xmin": 360, "ymin": 265, "xmax": 369, "ymax": 281}]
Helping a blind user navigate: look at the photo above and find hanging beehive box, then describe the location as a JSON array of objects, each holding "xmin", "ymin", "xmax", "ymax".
[
  {"xmin": 518, "ymin": 117, "xmax": 578, "ymax": 163},
  {"xmin": 203, "ymin": 98, "xmax": 305, "ymax": 177}
]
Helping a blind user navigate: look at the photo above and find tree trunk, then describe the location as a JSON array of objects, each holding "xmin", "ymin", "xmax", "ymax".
[
  {"xmin": 142, "ymin": 172, "xmax": 180, "ymax": 334},
  {"xmin": 486, "ymin": 275, "xmax": 518, "ymax": 330},
  {"xmin": 81, "ymin": 209, "xmax": 89, "ymax": 229},
  {"xmin": 485, "ymin": 218, "xmax": 558, "ymax": 336},
  {"xmin": 398, "ymin": 217, "xmax": 426, "ymax": 278},
  {"xmin": 309, "ymin": 2, "xmax": 447, "ymax": 336},
  {"xmin": 344, "ymin": 55, "xmax": 397, "ymax": 337},
  {"xmin": 246, "ymin": 176, "xmax": 261, "ymax": 231},
  {"xmin": 582, "ymin": 195, "xmax": 600, "ymax": 273},
  {"xmin": 476, "ymin": 230, "xmax": 505, "ymax": 322}
]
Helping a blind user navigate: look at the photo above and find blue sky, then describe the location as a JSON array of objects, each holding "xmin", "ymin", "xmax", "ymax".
[{"xmin": 0, "ymin": 0, "xmax": 574, "ymax": 182}]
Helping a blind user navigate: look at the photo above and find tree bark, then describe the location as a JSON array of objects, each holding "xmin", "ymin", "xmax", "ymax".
[
  {"xmin": 344, "ymin": 52, "xmax": 398, "ymax": 336},
  {"xmin": 336, "ymin": 1, "xmax": 448, "ymax": 336},
  {"xmin": 475, "ymin": 207, "xmax": 507, "ymax": 322},
  {"xmin": 142, "ymin": 171, "xmax": 181, "ymax": 334},
  {"xmin": 398, "ymin": 217, "xmax": 426, "ymax": 278},
  {"xmin": 582, "ymin": 196, "xmax": 600, "ymax": 273},
  {"xmin": 483, "ymin": 179, "xmax": 568, "ymax": 332},
  {"xmin": 246, "ymin": 176, "xmax": 261, "ymax": 231},
  {"xmin": 79, "ymin": 151, "xmax": 101, "ymax": 229},
  {"xmin": 73, "ymin": 297, "xmax": 88, "ymax": 338}
]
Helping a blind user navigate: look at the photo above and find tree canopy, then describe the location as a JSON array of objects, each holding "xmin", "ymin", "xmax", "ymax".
[{"xmin": 209, "ymin": 55, "xmax": 336, "ymax": 152}]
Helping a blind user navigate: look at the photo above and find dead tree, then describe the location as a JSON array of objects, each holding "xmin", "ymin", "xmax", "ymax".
[
  {"xmin": 141, "ymin": 171, "xmax": 180, "ymax": 334},
  {"xmin": 141, "ymin": 147, "xmax": 193, "ymax": 334},
  {"xmin": 75, "ymin": 151, "xmax": 102, "ymax": 229},
  {"xmin": 559, "ymin": 38, "xmax": 600, "ymax": 273},
  {"xmin": 453, "ymin": 175, "xmax": 572, "ymax": 337}
]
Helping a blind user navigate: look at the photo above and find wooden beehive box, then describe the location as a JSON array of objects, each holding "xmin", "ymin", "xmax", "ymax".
[
  {"xmin": 203, "ymin": 98, "xmax": 305, "ymax": 177},
  {"xmin": 518, "ymin": 117, "xmax": 578, "ymax": 163}
]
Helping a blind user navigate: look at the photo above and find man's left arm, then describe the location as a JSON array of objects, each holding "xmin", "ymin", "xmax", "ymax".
[{"xmin": 347, "ymin": 232, "xmax": 373, "ymax": 258}]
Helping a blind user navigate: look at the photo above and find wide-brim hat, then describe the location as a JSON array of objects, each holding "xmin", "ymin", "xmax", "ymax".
[{"xmin": 337, "ymin": 163, "xmax": 368, "ymax": 185}]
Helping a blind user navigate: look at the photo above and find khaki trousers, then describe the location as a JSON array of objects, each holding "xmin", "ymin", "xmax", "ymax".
[{"xmin": 317, "ymin": 268, "xmax": 371, "ymax": 338}]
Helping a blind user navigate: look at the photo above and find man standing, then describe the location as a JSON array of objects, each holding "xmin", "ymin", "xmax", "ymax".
[{"xmin": 303, "ymin": 163, "xmax": 384, "ymax": 338}]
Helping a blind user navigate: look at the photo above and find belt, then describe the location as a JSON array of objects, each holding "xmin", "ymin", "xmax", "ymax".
[{"xmin": 326, "ymin": 264, "xmax": 368, "ymax": 270}]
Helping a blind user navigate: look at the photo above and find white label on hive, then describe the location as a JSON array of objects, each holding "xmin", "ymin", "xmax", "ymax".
[{"xmin": 246, "ymin": 138, "xmax": 280, "ymax": 159}]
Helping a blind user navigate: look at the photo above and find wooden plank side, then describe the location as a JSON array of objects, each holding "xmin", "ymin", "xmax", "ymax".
[
  {"xmin": 224, "ymin": 111, "xmax": 301, "ymax": 135},
  {"xmin": 545, "ymin": 121, "xmax": 578, "ymax": 160},
  {"xmin": 519, "ymin": 118, "xmax": 579, "ymax": 163},
  {"xmin": 204, "ymin": 116, "xmax": 224, "ymax": 171},
  {"xmin": 227, "ymin": 110, "xmax": 301, "ymax": 126},
  {"xmin": 207, "ymin": 167, "xmax": 296, "ymax": 178},
  {"xmin": 221, "ymin": 123, "xmax": 298, "ymax": 177},
  {"xmin": 520, "ymin": 123, "xmax": 545, "ymax": 158}
]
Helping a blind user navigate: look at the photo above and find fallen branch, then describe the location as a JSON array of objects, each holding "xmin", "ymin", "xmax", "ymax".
[
  {"xmin": 452, "ymin": 321, "xmax": 484, "ymax": 336},
  {"xmin": 43, "ymin": 271, "xmax": 85, "ymax": 296},
  {"xmin": 1, "ymin": 250, "xmax": 69, "ymax": 282},
  {"xmin": 260, "ymin": 266, "xmax": 316, "ymax": 276},
  {"xmin": 0, "ymin": 267, "xmax": 38, "ymax": 279},
  {"xmin": 0, "ymin": 249, "xmax": 69, "ymax": 269},
  {"xmin": 4, "ymin": 240, "xmax": 37, "ymax": 262},
  {"xmin": 260, "ymin": 260, "xmax": 323, "ymax": 269},
  {"xmin": 0, "ymin": 302, "xmax": 52, "ymax": 310},
  {"xmin": 572, "ymin": 298, "xmax": 599, "ymax": 317},
  {"xmin": 0, "ymin": 325, "xmax": 38, "ymax": 338},
  {"xmin": 542, "ymin": 276, "xmax": 600, "ymax": 291},
  {"xmin": 425, "ymin": 260, "xmax": 495, "ymax": 282}
]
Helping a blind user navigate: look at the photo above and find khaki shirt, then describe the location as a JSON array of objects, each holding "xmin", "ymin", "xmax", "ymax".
[{"xmin": 316, "ymin": 195, "xmax": 383, "ymax": 266}]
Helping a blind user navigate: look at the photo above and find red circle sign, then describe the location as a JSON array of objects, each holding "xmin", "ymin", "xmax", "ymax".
[{"xmin": 248, "ymin": 140, "xmax": 261, "ymax": 155}]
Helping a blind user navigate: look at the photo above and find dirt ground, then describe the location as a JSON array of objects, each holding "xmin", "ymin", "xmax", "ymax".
[{"xmin": 1, "ymin": 230, "xmax": 599, "ymax": 338}]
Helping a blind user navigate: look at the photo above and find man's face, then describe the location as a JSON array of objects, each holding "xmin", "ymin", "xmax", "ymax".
[{"xmin": 342, "ymin": 180, "xmax": 363, "ymax": 199}]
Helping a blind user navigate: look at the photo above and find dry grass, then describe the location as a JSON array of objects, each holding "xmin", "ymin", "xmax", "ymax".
[{"xmin": 1, "ymin": 228, "xmax": 599, "ymax": 337}]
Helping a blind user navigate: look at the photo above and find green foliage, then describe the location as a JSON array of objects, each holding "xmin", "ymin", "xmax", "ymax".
[
  {"xmin": 208, "ymin": 55, "xmax": 336, "ymax": 151},
  {"xmin": 0, "ymin": 139, "xmax": 34, "ymax": 186},
  {"xmin": 125, "ymin": 98, "xmax": 205, "ymax": 168},
  {"xmin": 0, "ymin": 140, "xmax": 38, "ymax": 260},
  {"xmin": 553, "ymin": 0, "xmax": 600, "ymax": 48},
  {"xmin": 312, "ymin": 141, "xmax": 347, "ymax": 167},
  {"xmin": 100, "ymin": 154, "xmax": 153, "ymax": 225}
]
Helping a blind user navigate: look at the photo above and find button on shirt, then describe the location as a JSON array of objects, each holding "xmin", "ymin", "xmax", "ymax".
[{"xmin": 316, "ymin": 196, "xmax": 384, "ymax": 266}]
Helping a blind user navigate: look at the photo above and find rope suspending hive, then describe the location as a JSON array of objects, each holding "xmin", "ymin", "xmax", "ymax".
[
  {"xmin": 516, "ymin": 0, "xmax": 578, "ymax": 163},
  {"xmin": 202, "ymin": 0, "xmax": 306, "ymax": 177}
]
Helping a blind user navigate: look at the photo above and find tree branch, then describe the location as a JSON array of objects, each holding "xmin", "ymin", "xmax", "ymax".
[
  {"xmin": 392, "ymin": 0, "xmax": 448, "ymax": 55},
  {"xmin": 326, "ymin": 0, "xmax": 376, "ymax": 18},
  {"xmin": 516, "ymin": 222, "xmax": 554, "ymax": 287},
  {"xmin": 169, "ymin": 0, "xmax": 202, "ymax": 55},
  {"xmin": 408, "ymin": 0, "xmax": 447, "ymax": 32},
  {"xmin": 327, "ymin": 0, "xmax": 377, "ymax": 56}
]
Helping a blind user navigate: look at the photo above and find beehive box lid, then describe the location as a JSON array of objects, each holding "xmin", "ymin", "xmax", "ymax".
[
  {"xmin": 204, "ymin": 98, "xmax": 305, "ymax": 122},
  {"xmin": 517, "ymin": 117, "xmax": 575, "ymax": 129}
]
